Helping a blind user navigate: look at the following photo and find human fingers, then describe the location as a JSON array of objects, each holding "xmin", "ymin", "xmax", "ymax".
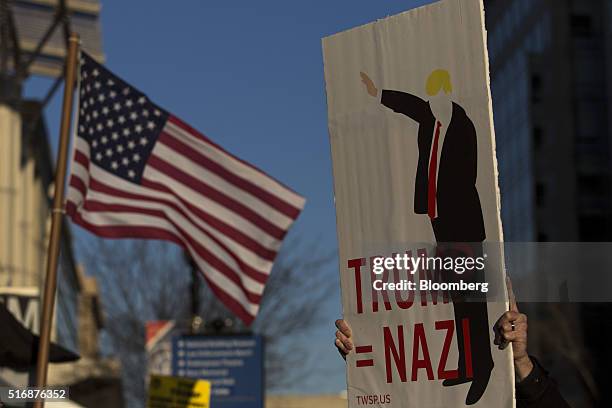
[
  {"xmin": 499, "ymin": 310, "xmax": 522, "ymax": 325},
  {"xmin": 500, "ymin": 320, "xmax": 527, "ymax": 334},
  {"xmin": 506, "ymin": 276, "xmax": 519, "ymax": 313},
  {"xmin": 500, "ymin": 327, "xmax": 527, "ymax": 343},
  {"xmin": 494, "ymin": 311, "xmax": 525, "ymax": 347},
  {"xmin": 335, "ymin": 319, "xmax": 352, "ymax": 338},
  {"xmin": 336, "ymin": 329, "xmax": 353, "ymax": 352},
  {"xmin": 335, "ymin": 338, "xmax": 348, "ymax": 356},
  {"xmin": 494, "ymin": 310, "xmax": 519, "ymax": 334}
]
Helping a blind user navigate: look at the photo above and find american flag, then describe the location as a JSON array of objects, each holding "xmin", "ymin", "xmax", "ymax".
[{"xmin": 66, "ymin": 52, "xmax": 305, "ymax": 325}]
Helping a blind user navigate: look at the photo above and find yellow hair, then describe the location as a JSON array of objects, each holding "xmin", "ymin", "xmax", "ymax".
[{"xmin": 426, "ymin": 69, "xmax": 452, "ymax": 96}]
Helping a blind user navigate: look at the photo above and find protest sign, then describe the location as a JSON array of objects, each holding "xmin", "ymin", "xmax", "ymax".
[{"xmin": 322, "ymin": 0, "xmax": 514, "ymax": 406}]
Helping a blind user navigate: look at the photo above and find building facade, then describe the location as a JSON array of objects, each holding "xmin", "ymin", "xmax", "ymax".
[
  {"xmin": 0, "ymin": 99, "xmax": 123, "ymax": 406},
  {"xmin": 485, "ymin": 0, "xmax": 612, "ymax": 406},
  {"xmin": 0, "ymin": 100, "xmax": 80, "ymax": 352},
  {"xmin": 486, "ymin": 0, "xmax": 612, "ymax": 242}
]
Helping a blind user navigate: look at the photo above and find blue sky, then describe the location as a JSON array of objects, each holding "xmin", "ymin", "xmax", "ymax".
[{"xmin": 25, "ymin": 0, "xmax": 434, "ymax": 394}]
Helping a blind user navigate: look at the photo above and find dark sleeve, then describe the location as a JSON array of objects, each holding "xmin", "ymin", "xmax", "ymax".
[
  {"xmin": 516, "ymin": 356, "xmax": 571, "ymax": 408},
  {"xmin": 380, "ymin": 90, "xmax": 428, "ymax": 123}
]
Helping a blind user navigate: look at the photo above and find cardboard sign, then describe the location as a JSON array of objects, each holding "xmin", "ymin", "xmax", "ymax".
[
  {"xmin": 147, "ymin": 375, "xmax": 211, "ymax": 408},
  {"xmin": 322, "ymin": 0, "xmax": 514, "ymax": 407}
]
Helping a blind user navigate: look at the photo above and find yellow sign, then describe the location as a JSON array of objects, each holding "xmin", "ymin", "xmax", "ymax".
[{"xmin": 147, "ymin": 375, "xmax": 211, "ymax": 408}]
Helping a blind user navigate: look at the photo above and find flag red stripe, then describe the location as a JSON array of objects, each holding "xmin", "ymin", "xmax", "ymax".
[
  {"xmin": 69, "ymin": 176, "xmax": 87, "ymax": 197},
  {"xmin": 66, "ymin": 200, "xmax": 76, "ymax": 216},
  {"xmin": 159, "ymin": 131, "xmax": 301, "ymax": 219},
  {"xmin": 147, "ymin": 155, "xmax": 287, "ymax": 240},
  {"xmin": 141, "ymin": 177, "xmax": 278, "ymax": 261},
  {"xmin": 86, "ymin": 179, "xmax": 271, "ymax": 284},
  {"xmin": 74, "ymin": 150, "xmax": 89, "ymax": 168},
  {"xmin": 74, "ymin": 150, "xmax": 89, "ymax": 167}
]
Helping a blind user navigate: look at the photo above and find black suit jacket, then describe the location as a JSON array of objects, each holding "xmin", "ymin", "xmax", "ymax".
[{"xmin": 381, "ymin": 90, "xmax": 485, "ymax": 242}]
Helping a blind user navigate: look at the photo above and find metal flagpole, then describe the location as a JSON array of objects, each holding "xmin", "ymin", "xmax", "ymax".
[{"xmin": 33, "ymin": 32, "xmax": 80, "ymax": 408}]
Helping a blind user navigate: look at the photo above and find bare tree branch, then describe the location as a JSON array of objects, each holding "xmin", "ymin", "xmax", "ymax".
[{"xmin": 75, "ymin": 235, "xmax": 334, "ymax": 406}]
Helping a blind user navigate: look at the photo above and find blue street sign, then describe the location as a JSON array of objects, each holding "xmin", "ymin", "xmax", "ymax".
[{"xmin": 171, "ymin": 334, "xmax": 264, "ymax": 408}]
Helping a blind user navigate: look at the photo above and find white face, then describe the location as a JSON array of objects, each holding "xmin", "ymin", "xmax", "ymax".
[{"xmin": 428, "ymin": 90, "xmax": 453, "ymax": 125}]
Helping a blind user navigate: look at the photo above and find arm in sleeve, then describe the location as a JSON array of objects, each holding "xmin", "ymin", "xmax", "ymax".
[
  {"xmin": 516, "ymin": 356, "xmax": 571, "ymax": 408},
  {"xmin": 380, "ymin": 90, "xmax": 428, "ymax": 123}
]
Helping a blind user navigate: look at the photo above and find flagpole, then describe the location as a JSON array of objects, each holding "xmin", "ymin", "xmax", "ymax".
[{"xmin": 33, "ymin": 32, "xmax": 80, "ymax": 408}]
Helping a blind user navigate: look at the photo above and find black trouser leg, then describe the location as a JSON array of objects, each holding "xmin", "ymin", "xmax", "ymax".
[
  {"xmin": 435, "ymin": 241, "xmax": 494, "ymax": 404},
  {"xmin": 450, "ymin": 299, "xmax": 494, "ymax": 376}
]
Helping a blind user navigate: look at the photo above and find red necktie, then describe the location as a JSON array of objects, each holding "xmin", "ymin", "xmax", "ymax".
[{"xmin": 428, "ymin": 121, "xmax": 442, "ymax": 219}]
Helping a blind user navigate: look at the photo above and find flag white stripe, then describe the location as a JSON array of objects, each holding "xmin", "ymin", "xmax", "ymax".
[
  {"xmin": 165, "ymin": 120, "xmax": 306, "ymax": 209},
  {"xmin": 70, "ymin": 161, "xmax": 89, "ymax": 185},
  {"xmin": 74, "ymin": 136, "xmax": 90, "ymax": 157},
  {"xmin": 67, "ymin": 186, "xmax": 84, "ymax": 206},
  {"xmin": 153, "ymin": 141, "xmax": 294, "ymax": 229}
]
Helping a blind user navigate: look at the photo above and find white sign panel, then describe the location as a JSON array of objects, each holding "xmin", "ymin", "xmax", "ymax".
[{"xmin": 322, "ymin": 0, "xmax": 514, "ymax": 407}]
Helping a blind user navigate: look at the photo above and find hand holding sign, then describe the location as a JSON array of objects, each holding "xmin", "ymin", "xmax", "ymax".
[
  {"xmin": 335, "ymin": 319, "xmax": 353, "ymax": 358},
  {"xmin": 494, "ymin": 277, "xmax": 534, "ymax": 380}
]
